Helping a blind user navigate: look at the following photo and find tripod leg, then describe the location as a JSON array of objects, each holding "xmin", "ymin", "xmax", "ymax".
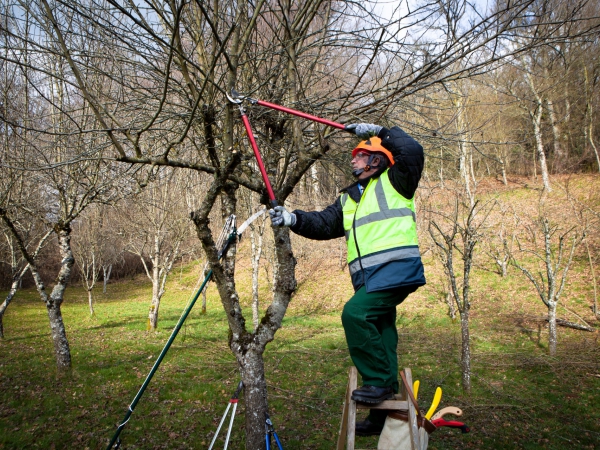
[
  {"xmin": 208, "ymin": 403, "xmax": 231, "ymax": 450},
  {"xmin": 223, "ymin": 402, "xmax": 238, "ymax": 450}
]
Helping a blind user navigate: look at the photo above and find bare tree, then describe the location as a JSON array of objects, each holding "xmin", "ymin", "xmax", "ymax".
[
  {"xmin": 73, "ymin": 205, "xmax": 114, "ymax": 316},
  {"xmin": 428, "ymin": 195, "xmax": 493, "ymax": 391},
  {"xmin": 510, "ymin": 199, "xmax": 587, "ymax": 355},
  {"xmin": 123, "ymin": 169, "xmax": 191, "ymax": 331},
  {"xmin": 484, "ymin": 203, "xmax": 518, "ymax": 277},
  {"xmin": 0, "ymin": 154, "xmax": 119, "ymax": 369},
  {"xmin": 0, "ymin": 225, "xmax": 52, "ymax": 338}
]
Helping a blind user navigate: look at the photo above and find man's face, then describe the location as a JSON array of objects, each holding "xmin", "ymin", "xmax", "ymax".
[{"xmin": 352, "ymin": 151, "xmax": 378, "ymax": 179}]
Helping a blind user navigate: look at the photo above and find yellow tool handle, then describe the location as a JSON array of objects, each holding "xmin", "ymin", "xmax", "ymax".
[
  {"xmin": 425, "ymin": 387, "xmax": 442, "ymax": 420},
  {"xmin": 413, "ymin": 380, "xmax": 420, "ymax": 400}
]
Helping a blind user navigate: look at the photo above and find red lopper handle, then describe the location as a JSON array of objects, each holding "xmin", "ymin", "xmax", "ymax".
[{"xmin": 255, "ymin": 99, "xmax": 349, "ymax": 131}]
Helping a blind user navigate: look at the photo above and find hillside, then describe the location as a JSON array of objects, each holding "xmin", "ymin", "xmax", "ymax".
[{"xmin": 1, "ymin": 175, "xmax": 599, "ymax": 449}]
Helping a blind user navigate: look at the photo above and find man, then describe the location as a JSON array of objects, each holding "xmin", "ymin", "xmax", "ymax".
[{"xmin": 269, "ymin": 123, "xmax": 426, "ymax": 436}]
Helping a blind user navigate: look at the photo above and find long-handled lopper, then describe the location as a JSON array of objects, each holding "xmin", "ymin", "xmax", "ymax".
[
  {"xmin": 226, "ymin": 88, "xmax": 358, "ymax": 208},
  {"xmin": 208, "ymin": 381, "xmax": 245, "ymax": 450},
  {"xmin": 227, "ymin": 90, "xmax": 279, "ymax": 208},
  {"xmin": 227, "ymin": 89, "xmax": 356, "ymax": 133},
  {"xmin": 265, "ymin": 413, "xmax": 284, "ymax": 450}
]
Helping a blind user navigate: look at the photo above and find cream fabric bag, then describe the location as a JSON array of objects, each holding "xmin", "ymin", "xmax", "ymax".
[
  {"xmin": 377, "ymin": 371, "xmax": 435, "ymax": 450},
  {"xmin": 377, "ymin": 412, "xmax": 432, "ymax": 450},
  {"xmin": 377, "ymin": 414, "xmax": 412, "ymax": 450}
]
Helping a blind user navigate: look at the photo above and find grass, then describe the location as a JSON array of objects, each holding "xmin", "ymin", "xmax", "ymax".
[
  {"xmin": 1, "ymin": 176, "xmax": 600, "ymax": 449},
  {"xmin": 1, "ymin": 267, "xmax": 598, "ymax": 450}
]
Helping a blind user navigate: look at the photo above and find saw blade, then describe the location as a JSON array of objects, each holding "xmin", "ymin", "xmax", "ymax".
[{"xmin": 236, "ymin": 208, "xmax": 267, "ymax": 237}]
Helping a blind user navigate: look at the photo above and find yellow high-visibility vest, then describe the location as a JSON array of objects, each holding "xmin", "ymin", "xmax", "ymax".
[{"xmin": 341, "ymin": 169, "xmax": 424, "ymax": 292}]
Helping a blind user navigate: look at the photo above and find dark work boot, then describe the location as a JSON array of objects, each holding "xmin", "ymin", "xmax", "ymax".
[
  {"xmin": 351, "ymin": 385, "xmax": 394, "ymax": 404},
  {"xmin": 355, "ymin": 418, "xmax": 384, "ymax": 436}
]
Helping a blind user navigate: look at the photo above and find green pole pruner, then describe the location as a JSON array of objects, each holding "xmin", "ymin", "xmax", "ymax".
[
  {"xmin": 106, "ymin": 208, "xmax": 266, "ymax": 449},
  {"xmin": 106, "ymin": 265, "xmax": 217, "ymax": 449},
  {"xmin": 106, "ymin": 212, "xmax": 252, "ymax": 450}
]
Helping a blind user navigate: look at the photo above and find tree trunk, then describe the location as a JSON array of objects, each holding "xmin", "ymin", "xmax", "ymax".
[
  {"xmin": 46, "ymin": 298, "xmax": 72, "ymax": 370},
  {"xmin": 445, "ymin": 290, "xmax": 456, "ymax": 319},
  {"xmin": 149, "ymin": 234, "xmax": 161, "ymax": 330},
  {"xmin": 0, "ymin": 286, "xmax": 18, "ymax": 338},
  {"xmin": 238, "ymin": 349, "xmax": 269, "ymax": 449},
  {"xmin": 103, "ymin": 264, "xmax": 112, "ymax": 294},
  {"xmin": 251, "ymin": 225, "xmax": 263, "ymax": 331},
  {"xmin": 454, "ymin": 94, "xmax": 474, "ymax": 204},
  {"xmin": 547, "ymin": 301, "xmax": 557, "ymax": 356},
  {"xmin": 499, "ymin": 153, "xmax": 508, "ymax": 186},
  {"xmin": 531, "ymin": 106, "xmax": 552, "ymax": 191},
  {"xmin": 583, "ymin": 66, "xmax": 600, "ymax": 172},
  {"xmin": 44, "ymin": 225, "xmax": 74, "ymax": 370},
  {"xmin": 148, "ymin": 262, "xmax": 161, "ymax": 330},
  {"xmin": 0, "ymin": 266, "xmax": 29, "ymax": 339},
  {"xmin": 525, "ymin": 72, "xmax": 552, "ymax": 191},
  {"xmin": 460, "ymin": 308, "xmax": 471, "ymax": 392},
  {"xmin": 88, "ymin": 289, "xmax": 95, "ymax": 316},
  {"xmin": 201, "ymin": 284, "xmax": 208, "ymax": 314}
]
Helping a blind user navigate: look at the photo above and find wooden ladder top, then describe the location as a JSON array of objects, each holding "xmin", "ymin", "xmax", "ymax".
[{"xmin": 337, "ymin": 367, "xmax": 421, "ymax": 450}]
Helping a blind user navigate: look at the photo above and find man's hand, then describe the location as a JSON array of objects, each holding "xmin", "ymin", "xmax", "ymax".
[
  {"xmin": 269, "ymin": 206, "xmax": 296, "ymax": 227},
  {"xmin": 346, "ymin": 123, "xmax": 383, "ymax": 139}
]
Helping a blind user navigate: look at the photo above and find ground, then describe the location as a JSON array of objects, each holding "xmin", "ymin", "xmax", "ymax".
[{"xmin": 1, "ymin": 175, "xmax": 599, "ymax": 449}]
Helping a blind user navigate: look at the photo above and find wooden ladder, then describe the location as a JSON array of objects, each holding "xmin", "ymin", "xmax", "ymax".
[{"xmin": 337, "ymin": 367, "xmax": 421, "ymax": 450}]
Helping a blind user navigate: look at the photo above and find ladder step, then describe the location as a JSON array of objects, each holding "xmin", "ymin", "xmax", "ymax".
[{"xmin": 338, "ymin": 367, "xmax": 421, "ymax": 450}]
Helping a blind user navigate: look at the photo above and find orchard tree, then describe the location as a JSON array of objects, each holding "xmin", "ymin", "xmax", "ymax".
[{"xmin": 122, "ymin": 168, "xmax": 192, "ymax": 331}]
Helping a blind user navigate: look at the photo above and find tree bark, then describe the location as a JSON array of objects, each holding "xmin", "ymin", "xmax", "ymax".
[
  {"xmin": 238, "ymin": 349, "xmax": 268, "ymax": 449},
  {"xmin": 548, "ymin": 301, "xmax": 557, "ymax": 356},
  {"xmin": 583, "ymin": 66, "xmax": 600, "ymax": 172},
  {"xmin": 460, "ymin": 308, "xmax": 471, "ymax": 391},
  {"xmin": 148, "ymin": 256, "xmax": 162, "ymax": 330},
  {"xmin": 250, "ymin": 217, "xmax": 264, "ymax": 331},
  {"xmin": 526, "ymin": 73, "xmax": 552, "ymax": 191},
  {"xmin": 102, "ymin": 264, "xmax": 112, "ymax": 294},
  {"xmin": 0, "ymin": 279, "xmax": 20, "ymax": 338},
  {"xmin": 88, "ymin": 289, "xmax": 95, "ymax": 316},
  {"xmin": 44, "ymin": 224, "xmax": 75, "ymax": 370},
  {"xmin": 532, "ymin": 105, "xmax": 551, "ymax": 190},
  {"xmin": 46, "ymin": 296, "xmax": 72, "ymax": 370}
]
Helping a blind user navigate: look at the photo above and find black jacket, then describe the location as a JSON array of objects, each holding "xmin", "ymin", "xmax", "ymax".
[{"xmin": 291, "ymin": 125, "xmax": 424, "ymax": 240}]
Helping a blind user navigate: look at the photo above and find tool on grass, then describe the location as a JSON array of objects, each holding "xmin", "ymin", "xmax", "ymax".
[
  {"xmin": 431, "ymin": 418, "xmax": 470, "ymax": 433},
  {"xmin": 424, "ymin": 386, "xmax": 442, "ymax": 420},
  {"xmin": 431, "ymin": 406, "xmax": 463, "ymax": 421},
  {"xmin": 413, "ymin": 380, "xmax": 420, "ymax": 399},
  {"xmin": 106, "ymin": 211, "xmax": 264, "ymax": 450},
  {"xmin": 265, "ymin": 413, "xmax": 284, "ymax": 450},
  {"xmin": 208, "ymin": 381, "xmax": 245, "ymax": 450},
  {"xmin": 227, "ymin": 88, "xmax": 355, "ymax": 133}
]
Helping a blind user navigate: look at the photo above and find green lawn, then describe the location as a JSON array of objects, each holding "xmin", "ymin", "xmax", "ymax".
[{"xmin": 1, "ymin": 270, "xmax": 598, "ymax": 450}]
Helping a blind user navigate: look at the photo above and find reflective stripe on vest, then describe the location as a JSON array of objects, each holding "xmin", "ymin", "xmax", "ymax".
[{"xmin": 342, "ymin": 170, "xmax": 419, "ymax": 275}]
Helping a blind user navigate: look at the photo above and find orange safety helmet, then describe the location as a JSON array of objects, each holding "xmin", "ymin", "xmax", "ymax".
[{"xmin": 352, "ymin": 137, "xmax": 395, "ymax": 165}]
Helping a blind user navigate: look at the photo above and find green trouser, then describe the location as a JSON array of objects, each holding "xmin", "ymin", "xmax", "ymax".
[{"xmin": 341, "ymin": 284, "xmax": 417, "ymax": 426}]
